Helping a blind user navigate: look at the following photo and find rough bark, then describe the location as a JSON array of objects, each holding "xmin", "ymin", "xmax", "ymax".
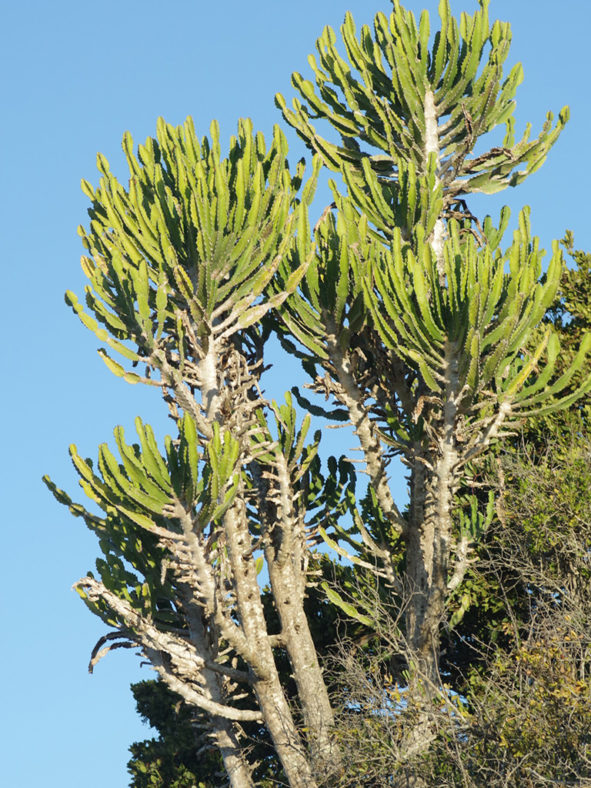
[
  {"xmin": 214, "ymin": 725, "xmax": 255, "ymax": 788},
  {"xmin": 163, "ymin": 334, "xmax": 323, "ymax": 786},
  {"xmin": 180, "ymin": 593, "xmax": 255, "ymax": 788},
  {"xmin": 405, "ymin": 341, "xmax": 460, "ymax": 686},
  {"xmin": 266, "ymin": 545, "xmax": 336, "ymax": 770},
  {"xmin": 270, "ymin": 561, "xmax": 336, "ymax": 766},
  {"xmin": 223, "ymin": 500, "xmax": 318, "ymax": 788},
  {"xmin": 249, "ymin": 443, "xmax": 339, "ymax": 774}
]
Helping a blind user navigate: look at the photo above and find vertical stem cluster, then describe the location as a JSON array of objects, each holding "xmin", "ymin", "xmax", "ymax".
[
  {"xmin": 406, "ymin": 341, "xmax": 461, "ymax": 685},
  {"xmin": 263, "ymin": 452, "xmax": 337, "ymax": 768},
  {"xmin": 178, "ymin": 586, "xmax": 255, "ymax": 787},
  {"xmin": 223, "ymin": 500, "xmax": 316, "ymax": 788},
  {"xmin": 193, "ymin": 338, "xmax": 322, "ymax": 787}
]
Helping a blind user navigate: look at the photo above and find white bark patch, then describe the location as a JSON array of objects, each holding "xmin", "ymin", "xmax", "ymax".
[
  {"xmin": 199, "ymin": 339, "xmax": 221, "ymax": 422},
  {"xmin": 424, "ymin": 88, "xmax": 446, "ymax": 276},
  {"xmin": 424, "ymin": 89, "xmax": 439, "ymax": 163}
]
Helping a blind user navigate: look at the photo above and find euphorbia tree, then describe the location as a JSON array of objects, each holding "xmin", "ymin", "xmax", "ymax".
[
  {"xmin": 45, "ymin": 119, "xmax": 336, "ymax": 788},
  {"xmin": 274, "ymin": 0, "xmax": 590, "ymax": 685},
  {"xmin": 45, "ymin": 1, "xmax": 591, "ymax": 785}
]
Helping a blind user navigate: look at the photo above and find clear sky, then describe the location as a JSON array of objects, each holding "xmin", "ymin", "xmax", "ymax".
[{"xmin": 1, "ymin": 0, "xmax": 589, "ymax": 785}]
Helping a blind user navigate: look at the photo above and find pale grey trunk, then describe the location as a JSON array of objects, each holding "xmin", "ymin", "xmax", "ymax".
[
  {"xmin": 195, "ymin": 343, "xmax": 317, "ymax": 787},
  {"xmin": 266, "ymin": 554, "xmax": 337, "ymax": 770},
  {"xmin": 402, "ymin": 91, "xmax": 456, "ymax": 685},
  {"xmin": 251, "ymin": 675, "xmax": 316, "ymax": 788},
  {"xmin": 213, "ymin": 725, "xmax": 254, "ymax": 788},
  {"xmin": 264, "ymin": 452, "xmax": 337, "ymax": 770},
  {"xmin": 182, "ymin": 599, "xmax": 254, "ymax": 788},
  {"xmin": 399, "ymin": 343, "xmax": 460, "ymax": 769},
  {"xmin": 405, "ymin": 341, "xmax": 460, "ymax": 686},
  {"xmin": 224, "ymin": 501, "xmax": 317, "ymax": 788},
  {"xmin": 424, "ymin": 88, "xmax": 445, "ymax": 278}
]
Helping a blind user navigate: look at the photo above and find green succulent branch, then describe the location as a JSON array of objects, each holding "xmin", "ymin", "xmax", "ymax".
[
  {"xmin": 276, "ymin": 0, "xmax": 568, "ymax": 237},
  {"xmin": 67, "ymin": 118, "xmax": 317, "ymax": 404}
]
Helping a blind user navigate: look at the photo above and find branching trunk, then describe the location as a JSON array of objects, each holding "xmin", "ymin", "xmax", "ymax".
[
  {"xmin": 51, "ymin": 9, "xmax": 580, "ymax": 785},
  {"xmin": 270, "ymin": 452, "xmax": 336, "ymax": 766},
  {"xmin": 213, "ymin": 726, "xmax": 254, "ymax": 788},
  {"xmin": 179, "ymin": 592, "xmax": 254, "ymax": 788},
  {"xmin": 266, "ymin": 548, "xmax": 337, "ymax": 770},
  {"xmin": 326, "ymin": 326, "xmax": 406, "ymax": 541},
  {"xmin": 406, "ymin": 341, "xmax": 460, "ymax": 685},
  {"xmin": 223, "ymin": 500, "xmax": 318, "ymax": 788}
]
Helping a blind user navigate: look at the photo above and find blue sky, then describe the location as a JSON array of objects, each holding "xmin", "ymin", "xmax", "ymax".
[{"xmin": 1, "ymin": 0, "xmax": 589, "ymax": 785}]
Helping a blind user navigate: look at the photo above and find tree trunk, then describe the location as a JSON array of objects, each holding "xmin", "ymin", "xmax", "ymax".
[
  {"xmin": 224, "ymin": 501, "xmax": 318, "ymax": 788},
  {"xmin": 259, "ymin": 450, "xmax": 339, "ymax": 774},
  {"xmin": 267, "ymin": 555, "xmax": 338, "ymax": 773},
  {"xmin": 213, "ymin": 722, "xmax": 254, "ymax": 788},
  {"xmin": 181, "ymin": 599, "xmax": 255, "ymax": 788},
  {"xmin": 405, "ymin": 341, "xmax": 460, "ymax": 687}
]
